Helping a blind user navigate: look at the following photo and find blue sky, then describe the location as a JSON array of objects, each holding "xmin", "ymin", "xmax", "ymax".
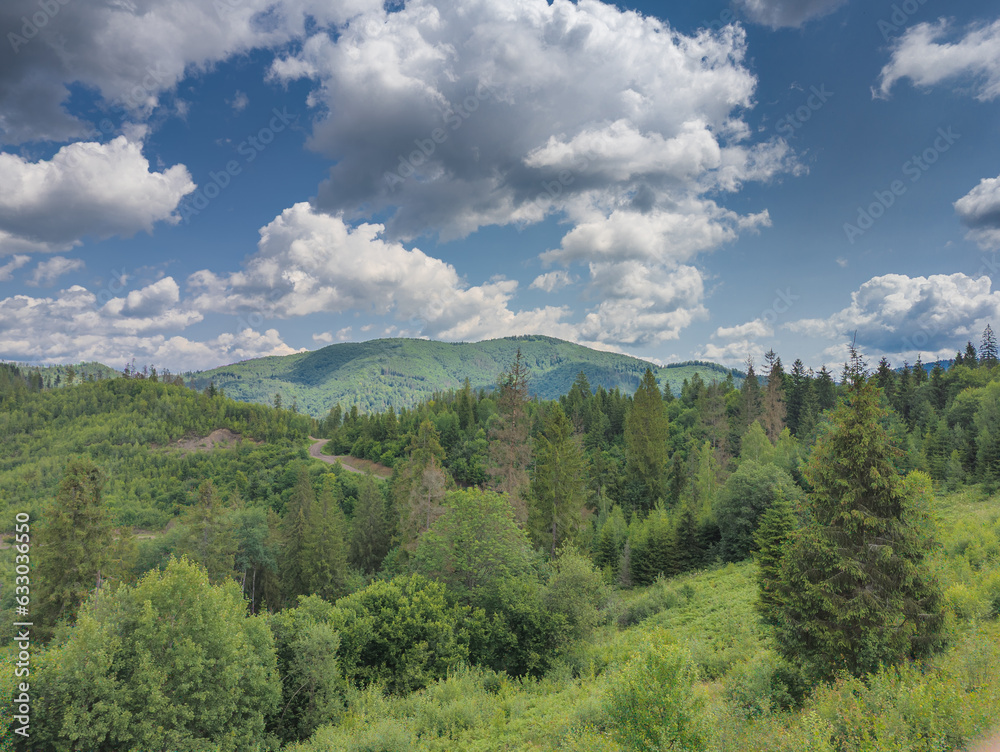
[{"xmin": 1, "ymin": 0, "xmax": 999, "ymax": 373}]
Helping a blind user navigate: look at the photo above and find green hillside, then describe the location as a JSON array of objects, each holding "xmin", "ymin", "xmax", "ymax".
[{"xmin": 184, "ymin": 335, "xmax": 742, "ymax": 417}]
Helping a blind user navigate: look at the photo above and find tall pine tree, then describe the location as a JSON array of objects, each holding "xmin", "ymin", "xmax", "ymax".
[
  {"xmin": 488, "ymin": 348, "xmax": 533, "ymax": 523},
  {"xmin": 764, "ymin": 348, "xmax": 943, "ymax": 683},
  {"xmin": 529, "ymin": 405, "xmax": 587, "ymax": 556},
  {"xmin": 624, "ymin": 368, "xmax": 670, "ymax": 513}
]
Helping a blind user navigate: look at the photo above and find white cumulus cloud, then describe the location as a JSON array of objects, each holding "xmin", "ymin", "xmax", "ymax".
[
  {"xmin": 734, "ymin": 0, "xmax": 849, "ymax": 29},
  {"xmin": 786, "ymin": 273, "xmax": 1000, "ymax": 360},
  {"xmin": 0, "ymin": 137, "xmax": 195, "ymax": 254},
  {"xmin": 877, "ymin": 19, "xmax": 1000, "ymax": 101},
  {"xmin": 955, "ymin": 174, "xmax": 1000, "ymax": 250}
]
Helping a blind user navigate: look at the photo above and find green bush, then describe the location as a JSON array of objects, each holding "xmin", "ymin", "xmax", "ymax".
[{"xmin": 602, "ymin": 638, "xmax": 705, "ymax": 752}]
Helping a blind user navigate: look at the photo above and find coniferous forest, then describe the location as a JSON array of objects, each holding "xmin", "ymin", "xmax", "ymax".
[{"xmin": 3, "ymin": 333, "xmax": 1000, "ymax": 751}]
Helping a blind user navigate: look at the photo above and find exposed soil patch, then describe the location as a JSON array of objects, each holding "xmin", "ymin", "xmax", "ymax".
[{"xmin": 170, "ymin": 428, "xmax": 252, "ymax": 454}]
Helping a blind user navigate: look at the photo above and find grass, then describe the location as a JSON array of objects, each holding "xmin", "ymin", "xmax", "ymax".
[{"xmin": 288, "ymin": 485, "xmax": 1000, "ymax": 752}]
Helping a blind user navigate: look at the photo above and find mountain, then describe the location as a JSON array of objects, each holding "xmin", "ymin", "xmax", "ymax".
[{"xmin": 183, "ymin": 335, "xmax": 742, "ymax": 417}]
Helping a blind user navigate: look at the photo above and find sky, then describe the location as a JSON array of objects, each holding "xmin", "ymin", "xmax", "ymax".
[{"xmin": 1, "ymin": 0, "xmax": 999, "ymax": 374}]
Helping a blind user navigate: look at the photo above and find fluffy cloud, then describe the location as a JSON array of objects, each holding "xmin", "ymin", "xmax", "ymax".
[
  {"xmin": 0, "ymin": 255, "xmax": 30, "ymax": 282},
  {"xmin": 188, "ymin": 203, "xmax": 575, "ymax": 343},
  {"xmin": 26, "ymin": 256, "xmax": 84, "ymax": 287},
  {"xmin": 733, "ymin": 0, "xmax": 849, "ymax": 28},
  {"xmin": 697, "ymin": 340, "xmax": 761, "ymax": 366},
  {"xmin": 0, "ymin": 0, "xmax": 382, "ymax": 145},
  {"xmin": 714, "ymin": 318, "xmax": 774, "ymax": 340},
  {"xmin": 272, "ymin": 0, "xmax": 790, "ymax": 246},
  {"xmin": 955, "ymin": 174, "xmax": 1000, "ymax": 250},
  {"xmin": 0, "ymin": 137, "xmax": 195, "ymax": 254},
  {"xmin": 877, "ymin": 19, "xmax": 1000, "ymax": 101},
  {"xmin": 530, "ymin": 270, "xmax": 576, "ymax": 293},
  {"xmin": 0, "ymin": 277, "xmax": 300, "ymax": 369},
  {"xmin": 786, "ymin": 273, "xmax": 1000, "ymax": 359}
]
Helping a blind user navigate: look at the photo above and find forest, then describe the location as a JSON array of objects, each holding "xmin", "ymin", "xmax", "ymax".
[{"xmin": 2, "ymin": 331, "xmax": 1000, "ymax": 751}]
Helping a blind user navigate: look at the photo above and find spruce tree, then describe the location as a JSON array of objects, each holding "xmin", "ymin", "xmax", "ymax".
[
  {"xmin": 177, "ymin": 480, "xmax": 237, "ymax": 584},
  {"xmin": 813, "ymin": 366, "xmax": 837, "ymax": 412},
  {"xmin": 785, "ymin": 359, "xmax": 809, "ymax": 436},
  {"xmin": 350, "ymin": 474, "xmax": 391, "ymax": 574},
  {"xmin": 765, "ymin": 348, "xmax": 943, "ymax": 683},
  {"xmin": 874, "ymin": 357, "xmax": 896, "ymax": 405},
  {"xmin": 964, "ymin": 341, "xmax": 978, "ymax": 366},
  {"xmin": 488, "ymin": 348, "xmax": 533, "ymax": 523},
  {"xmin": 739, "ymin": 356, "xmax": 764, "ymax": 431},
  {"xmin": 981, "ymin": 324, "xmax": 998, "ymax": 367},
  {"xmin": 281, "ymin": 469, "xmax": 315, "ymax": 598},
  {"xmin": 753, "ymin": 489, "xmax": 796, "ymax": 622},
  {"xmin": 35, "ymin": 458, "xmax": 125, "ymax": 637},
  {"xmin": 624, "ymin": 368, "xmax": 670, "ymax": 513},
  {"xmin": 762, "ymin": 350, "xmax": 787, "ymax": 441},
  {"xmin": 530, "ymin": 405, "xmax": 587, "ymax": 556},
  {"xmin": 303, "ymin": 475, "xmax": 350, "ymax": 601}
]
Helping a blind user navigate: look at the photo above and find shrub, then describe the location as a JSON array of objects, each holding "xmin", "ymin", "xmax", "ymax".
[{"xmin": 602, "ymin": 638, "xmax": 705, "ymax": 752}]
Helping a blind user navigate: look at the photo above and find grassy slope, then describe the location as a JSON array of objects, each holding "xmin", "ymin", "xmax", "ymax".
[
  {"xmin": 184, "ymin": 335, "xmax": 742, "ymax": 417},
  {"xmin": 291, "ymin": 488, "xmax": 1000, "ymax": 752}
]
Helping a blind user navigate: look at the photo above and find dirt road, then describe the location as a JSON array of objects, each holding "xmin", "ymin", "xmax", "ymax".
[{"xmin": 307, "ymin": 437, "xmax": 392, "ymax": 478}]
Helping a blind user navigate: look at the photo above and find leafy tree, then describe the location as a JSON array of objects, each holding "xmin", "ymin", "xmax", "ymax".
[
  {"xmin": 714, "ymin": 460, "xmax": 799, "ymax": 563},
  {"xmin": 30, "ymin": 557, "xmax": 280, "ymax": 751},
  {"xmin": 35, "ymin": 458, "xmax": 130, "ymax": 638},
  {"xmin": 624, "ymin": 368, "xmax": 670, "ymax": 512},
  {"xmin": 334, "ymin": 574, "xmax": 476, "ymax": 694},
  {"xmin": 488, "ymin": 348, "xmax": 533, "ymax": 523},
  {"xmin": 268, "ymin": 596, "xmax": 346, "ymax": 744},
  {"xmin": 530, "ymin": 405, "xmax": 587, "ymax": 555},
  {"xmin": 765, "ymin": 350, "xmax": 944, "ymax": 683},
  {"xmin": 412, "ymin": 489, "xmax": 534, "ymax": 604},
  {"xmin": 542, "ymin": 544, "xmax": 607, "ymax": 641},
  {"xmin": 229, "ymin": 498, "xmax": 275, "ymax": 613}
]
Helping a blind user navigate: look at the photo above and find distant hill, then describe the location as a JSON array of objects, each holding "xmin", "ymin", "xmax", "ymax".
[
  {"xmin": 0, "ymin": 360, "xmax": 120, "ymax": 386},
  {"xmin": 184, "ymin": 335, "xmax": 742, "ymax": 417}
]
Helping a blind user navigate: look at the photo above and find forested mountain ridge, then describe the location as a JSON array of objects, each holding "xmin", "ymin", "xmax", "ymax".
[{"xmin": 183, "ymin": 335, "xmax": 743, "ymax": 416}]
